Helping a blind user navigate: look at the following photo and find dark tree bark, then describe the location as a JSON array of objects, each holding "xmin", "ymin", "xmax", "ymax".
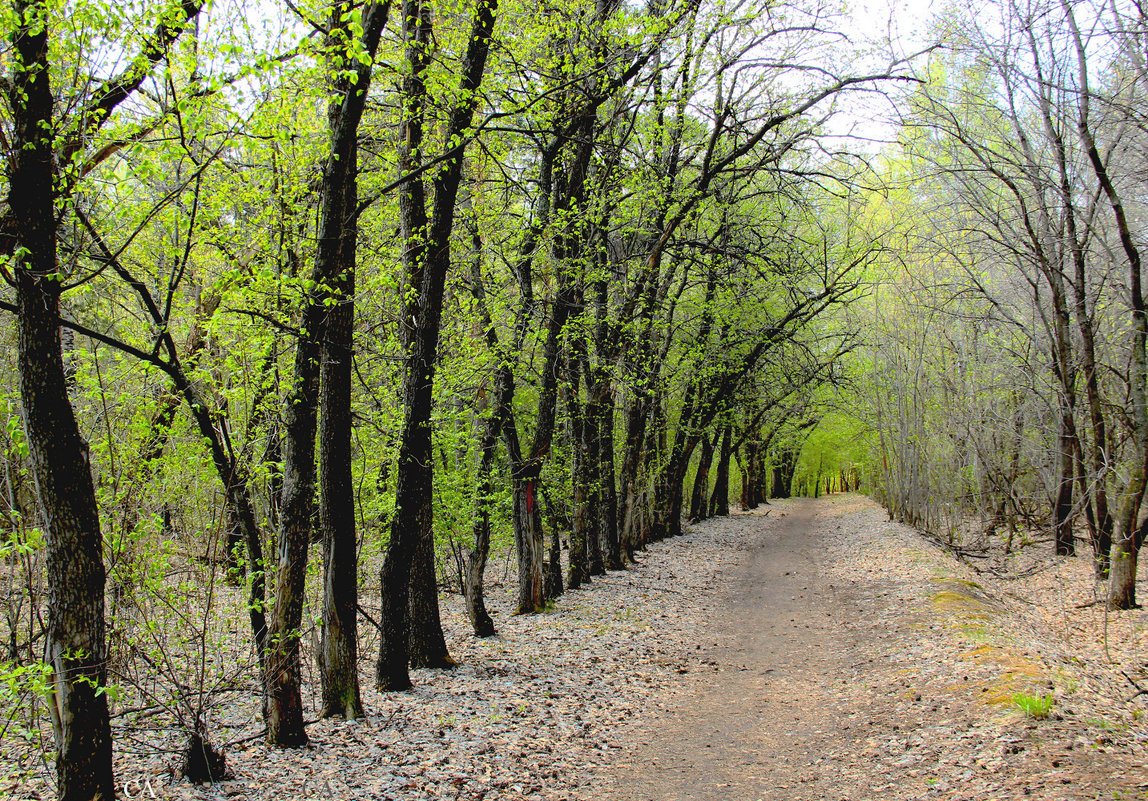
[
  {"xmin": 8, "ymin": 7, "xmax": 115, "ymax": 796},
  {"xmin": 688, "ymin": 434, "xmax": 714, "ymax": 523},
  {"xmin": 378, "ymin": 0, "xmax": 499, "ymax": 687},
  {"xmin": 541, "ymin": 482, "xmax": 566, "ymax": 601},
  {"xmin": 1053, "ymin": 411, "xmax": 1077, "ymax": 556},
  {"xmin": 771, "ymin": 448, "xmax": 798, "ymax": 499},
  {"xmin": 582, "ymin": 389, "xmax": 606, "ymax": 576},
  {"xmin": 268, "ymin": 0, "xmax": 391, "ymax": 741},
  {"xmin": 588, "ymin": 278, "xmax": 622, "ymax": 569},
  {"xmin": 618, "ymin": 390, "xmax": 652, "ymax": 558},
  {"xmin": 316, "ymin": 143, "xmax": 363, "ymax": 718},
  {"xmin": 316, "ymin": 0, "xmax": 391, "ymax": 719},
  {"xmin": 709, "ymin": 424, "xmax": 732, "ymax": 517},
  {"xmin": 465, "ymin": 435, "xmax": 499, "ymax": 636},
  {"xmin": 594, "ymin": 387, "xmax": 622, "ymax": 569},
  {"xmin": 265, "ymin": 281, "xmax": 322, "ymax": 743},
  {"xmin": 565, "ymin": 336, "xmax": 591, "ymax": 590},
  {"xmin": 510, "ymin": 256, "xmax": 576, "ymax": 612}
]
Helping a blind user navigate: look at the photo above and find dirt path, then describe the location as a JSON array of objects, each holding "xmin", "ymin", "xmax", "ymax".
[
  {"xmin": 605, "ymin": 497, "xmax": 889, "ymax": 801},
  {"xmin": 602, "ymin": 496, "xmax": 1148, "ymax": 801}
]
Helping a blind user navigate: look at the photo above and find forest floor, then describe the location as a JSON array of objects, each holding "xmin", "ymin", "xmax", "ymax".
[{"xmin": 7, "ymin": 494, "xmax": 1148, "ymax": 799}]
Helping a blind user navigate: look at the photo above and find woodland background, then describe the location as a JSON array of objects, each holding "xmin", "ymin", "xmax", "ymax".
[{"xmin": 1, "ymin": 0, "xmax": 1147, "ymax": 797}]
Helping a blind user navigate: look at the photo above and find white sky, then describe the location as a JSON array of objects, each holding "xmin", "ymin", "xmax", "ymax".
[{"xmin": 827, "ymin": 0, "xmax": 943, "ymax": 150}]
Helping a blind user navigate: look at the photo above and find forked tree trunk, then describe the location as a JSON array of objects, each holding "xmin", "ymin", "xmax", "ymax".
[{"xmin": 378, "ymin": 0, "xmax": 499, "ymax": 683}]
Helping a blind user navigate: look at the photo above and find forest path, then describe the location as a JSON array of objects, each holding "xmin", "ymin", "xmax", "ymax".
[
  {"xmin": 604, "ymin": 496, "xmax": 882, "ymax": 801},
  {"xmin": 91, "ymin": 494, "xmax": 1143, "ymax": 801},
  {"xmin": 601, "ymin": 494, "xmax": 1146, "ymax": 801}
]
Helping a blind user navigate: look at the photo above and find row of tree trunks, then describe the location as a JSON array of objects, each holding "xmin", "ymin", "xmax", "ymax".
[
  {"xmin": 1061, "ymin": 4, "xmax": 1147, "ymax": 608},
  {"xmin": 378, "ymin": 0, "xmax": 500, "ymax": 687}
]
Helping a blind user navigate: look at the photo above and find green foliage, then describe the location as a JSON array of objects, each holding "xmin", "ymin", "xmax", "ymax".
[
  {"xmin": 1012, "ymin": 692, "xmax": 1054, "ymax": 720},
  {"xmin": 0, "ymin": 659, "xmax": 53, "ymax": 784}
]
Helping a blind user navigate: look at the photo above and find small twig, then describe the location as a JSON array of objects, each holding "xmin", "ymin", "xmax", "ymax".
[
  {"xmin": 357, "ymin": 603, "xmax": 383, "ymax": 631},
  {"xmin": 225, "ymin": 728, "xmax": 268, "ymax": 747},
  {"xmin": 621, "ymin": 582, "xmax": 691, "ymax": 597},
  {"xmin": 224, "ymin": 717, "xmax": 321, "ymax": 749},
  {"xmin": 1122, "ymin": 671, "xmax": 1146, "ymax": 703}
]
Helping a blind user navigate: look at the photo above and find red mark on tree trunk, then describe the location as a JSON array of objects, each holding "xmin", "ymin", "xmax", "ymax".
[{"xmin": 526, "ymin": 479, "xmax": 535, "ymax": 515}]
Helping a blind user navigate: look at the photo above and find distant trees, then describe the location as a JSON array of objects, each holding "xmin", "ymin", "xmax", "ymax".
[{"xmin": 867, "ymin": 0, "xmax": 1148, "ymax": 607}]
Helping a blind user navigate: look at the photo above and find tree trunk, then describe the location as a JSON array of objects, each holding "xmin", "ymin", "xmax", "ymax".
[
  {"xmin": 408, "ymin": 520, "xmax": 454, "ymax": 668},
  {"xmin": 268, "ymin": 0, "xmax": 390, "ymax": 738},
  {"xmin": 265, "ymin": 287, "xmax": 321, "ymax": 743},
  {"xmin": 1109, "ymin": 479, "xmax": 1144, "ymax": 609},
  {"xmin": 545, "ymin": 489, "xmax": 565, "ymax": 602},
  {"xmin": 709, "ymin": 425, "xmax": 732, "ymax": 517},
  {"xmin": 379, "ymin": 0, "xmax": 499, "ymax": 680},
  {"xmin": 511, "ymin": 472, "xmax": 546, "ymax": 612},
  {"xmin": 317, "ymin": 143, "xmax": 363, "ymax": 719},
  {"xmin": 1054, "ymin": 412, "xmax": 1076, "ymax": 556},
  {"xmin": 512, "ymin": 275, "xmax": 574, "ymax": 609},
  {"xmin": 771, "ymin": 453, "xmax": 795, "ymax": 499},
  {"xmin": 565, "ymin": 344, "xmax": 591, "ymax": 589},
  {"xmin": 462, "ymin": 242, "xmax": 514, "ymax": 637},
  {"xmin": 688, "ymin": 434, "xmax": 714, "ymax": 523},
  {"xmin": 465, "ymin": 426, "xmax": 499, "ymax": 635},
  {"xmin": 9, "ymin": 7, "xmax": 115, "ymax": 794},
  {"xmin": 595, "ymin": 388, "xmax": 622, "ymax": 570},
  {"xmin": 618, "ymin": 391, "xmax": 650, "ymax": 559},
  {"xmin": 583, "ymin": 392, "xmax": 605, "ymax": 576},
  {"xmin": 315, "ymin": 0, "xmax": 394, "ymax": 712}
]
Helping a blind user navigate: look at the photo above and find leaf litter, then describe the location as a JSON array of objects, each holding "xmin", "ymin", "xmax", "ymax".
[{"xmin": 5, "ymin": 494, "xmax": 1146, "ymax": 800}]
